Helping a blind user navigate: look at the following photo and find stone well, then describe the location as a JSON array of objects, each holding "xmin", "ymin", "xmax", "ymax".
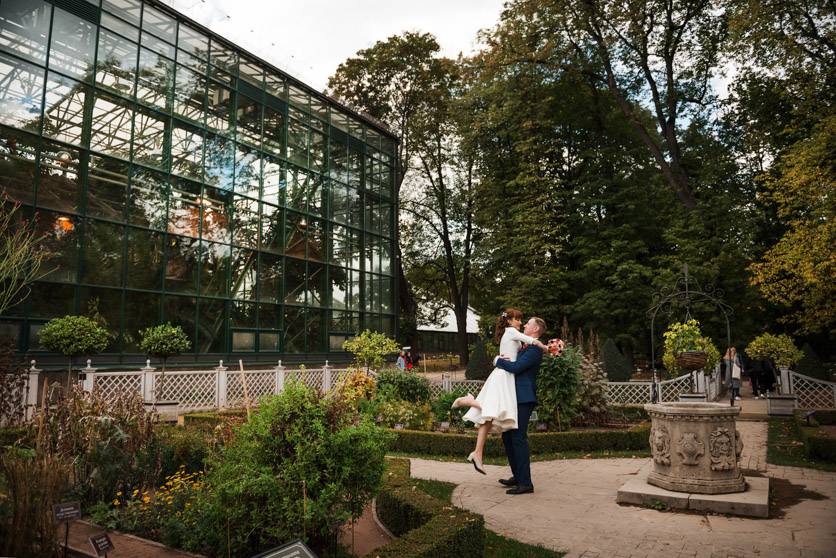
[{"xmin": 645, "ymin": 402, "xmax": 745, "ymax": 494}]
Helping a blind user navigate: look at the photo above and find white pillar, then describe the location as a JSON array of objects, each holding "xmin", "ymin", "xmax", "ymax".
[
  {"xmin": 780, "ymin": 368, "xmax": 791, "ymax": 395},
  {"xmin": 323, "ymin": 362, "xmax": 332, "ymax": 394},
  {"xmin": 141, "ymin": 360, "xmax": 155, "ymax": 402},
  {"xmin": 81, "ymin": 359, "xmax": 96, "ymax": 392},
  {"xmin": 216, "ymin": 360, "xmax": 228, "ymax": 409},
  {"xmin": 443, "ymin": 373, "xmax": 452, "ymax": 393},
  {"xmin": 25, "ymin": 360, "xmax": 41, "ymax": 421},
  {"xmin": 275, "ymin": 360, "xmax": 285, "ymax": 395}
]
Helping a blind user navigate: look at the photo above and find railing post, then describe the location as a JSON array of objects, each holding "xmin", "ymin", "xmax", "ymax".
[
  {"xmin": 25, "ymin": 360, "xmax": 41, "ymax": 421},
  {"xmin": 443, "ymin": 373, "xmax": 452, "ymax": 393},
  {"xmin": 216, "ymin": 360, "xmax": 228, "ymax": 409},
  {"xmin": 141, "ymin": 360, "xmax": 156, "ymax": 402},
  {"xmin": 322, "ymin": 360, "xmax": 332, "ymax": 394},
  {"xmin": 80, "ymin": 359, "xmax": 96, "ymax": 391},
  {"xmin": 275, "ymin": 360, "xmax": 285, "ymax": 395},
  {"xmin": 780, "ymin": 368, "xmax": 792, "ymax": 395}
]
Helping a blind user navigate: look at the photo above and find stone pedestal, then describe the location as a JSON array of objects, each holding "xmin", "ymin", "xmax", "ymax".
[
  {"xmin": 645, "ymin": 402, "xmax": 745, "ymax": 495},
  {"xmin": 767, "ymin": 393, "xmax": 797, "ymax": 416}
]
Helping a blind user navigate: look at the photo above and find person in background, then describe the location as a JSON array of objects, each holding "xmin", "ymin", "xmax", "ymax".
[
  {"xmin": 749, "ymin": 357, "xmax": 764, "ymax": 399},
  {"xmin": 724, "ymin": 347, "xmax": 744, "ymax": 401},
  {"xmin": 396, "ymin": 350, "xmax": 406, "ymax": 371},
  {"xmin": 406, "ymin": 351, "xmax": 414, "ymax": 370}
]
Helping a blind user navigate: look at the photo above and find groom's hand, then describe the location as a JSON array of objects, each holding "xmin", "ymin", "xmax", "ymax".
[{"xmin": 493, "ymin": 354, "xmax": 511, "ymax": 366}]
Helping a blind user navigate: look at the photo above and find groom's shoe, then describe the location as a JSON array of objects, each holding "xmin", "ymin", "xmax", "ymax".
[
  {"xmin": 506, "ymin": 484, "xmax": 534, "ymax": 495},
  {"xmin": 498, "ymin": 477, "xmax": 517, "ymax": 487}
]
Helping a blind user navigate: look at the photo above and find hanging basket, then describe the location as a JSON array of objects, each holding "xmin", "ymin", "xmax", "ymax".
[{"xmin": 674, "ymin": 351, "xmax": 709, "ymax": 371}]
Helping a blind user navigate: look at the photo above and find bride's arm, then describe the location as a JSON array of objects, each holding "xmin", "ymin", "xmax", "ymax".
[{"xmin": 505, "ymin": 328, "xmax": 548, "ymax": 352}]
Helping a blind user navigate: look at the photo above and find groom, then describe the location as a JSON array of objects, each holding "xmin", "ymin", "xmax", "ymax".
[{"xmin": 492, "ymin": 316, "xmax": 546, "ymax": 495}]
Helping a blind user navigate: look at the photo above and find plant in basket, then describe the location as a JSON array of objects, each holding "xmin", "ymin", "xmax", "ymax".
[{"xmin": 662, "ymin": 319, "xmax": 721, "ymax": 378}]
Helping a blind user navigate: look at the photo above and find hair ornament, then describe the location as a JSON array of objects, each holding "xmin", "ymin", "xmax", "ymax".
[{"xmin": 501, "ymin": 312, "xmax": 508, "ymax": 318}]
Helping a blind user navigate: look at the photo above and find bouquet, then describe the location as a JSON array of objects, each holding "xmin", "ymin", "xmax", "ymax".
[{"xmin": 547, "ymin": 338, "xmax": 565, "ymax": 356}]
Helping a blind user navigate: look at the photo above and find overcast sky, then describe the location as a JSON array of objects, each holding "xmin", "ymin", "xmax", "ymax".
[{"xmin": 160, "ymin": 0, "xmax": 508, "ymax": 93}]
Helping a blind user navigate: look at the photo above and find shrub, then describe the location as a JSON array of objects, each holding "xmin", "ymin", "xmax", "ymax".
[
  {"xmin": 0, "ymin": 341, "xmax": 28, "ymax": 427},
  {"xmin": 378, "ymin": 399, "xmax": 434, "ymax": 431},
  {"xmin": 746, "ymin": 333, "xmax": 804, "ymax": 369},
  {"xmin": 198, "ymin": 381, "xmax": 391, "ymax": 556},
  {"xmin": 536, "ymin": 345, "xmax": 583, "ymax": 430},
  {"xmin": 795, "ymin": 343, "xmax": 830, "ymax": 381},
  {"xmin": 465, "ymin": 337, "xmax": 491, "ymax": 380},
  {"xmin": 375, "ymin": 368, "xmax": 431, "ymax": 404},
  {"xmin": 573, "ymin": 356, "xmax": 610, "ymax": 426},
  {"xmin": 138, "ymin": 323, "xmax": 192, "ymax": 401},
  {"xmin": 602, "ymin": 338, "xmax": 633, "ymax": 382},
  {"xmin": 157, "ymin": 426, "xmax": 212, "ymax": 479},
  {"xmin": 343, "ymin": 329, "xmax": 400, "ymax": 371},
  {"xmin": 431, "ymin": 387, "xmax": 470, "ymax": 428},
  {"xmin": 39, "ymin": 315, "xmax": 112, "ymax": 389},
  {"xmin": 336, "ymin": 368, "xmax": 376, "ymax": 402}
]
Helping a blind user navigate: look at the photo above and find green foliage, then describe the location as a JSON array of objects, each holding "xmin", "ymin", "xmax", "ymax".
[
  {"xmin": 767, "ymin": 417, "xmax": 836, "ymax": 472},
  {"xmin": 375, "ymin": 368, "xmax": 431, "ymax": 404},
  {"xmin": 157, "ymin": 426, "xmax": 211, "ymax": 479},
  {"xmin": 466, "ymin": 337, "xmax": 491, "ymax": 380},
  {"xmin": 343, "ymin": 329, "xmax": 400, "ymax": 371},
  {"xmin": 573, "ymin": 357, "xmax": 610, "ymax": 426},
  {"xmin": 199, "ymin": 382, "xmax": 391, "ymax": 556},
  {"xmin": 536, "ymin": 346, "xmax": 583, "ymax": 430},
  {"xmin": 662, "ymin": 320, "xmax": 721, "ymax": 377},
  {"xmin": 138, "ymin": 323, "xmax": 192, "ymax": 363},
  {"xmin": 746, "ymin": 333, "xmax": 804, "ymax": 368},
  {"xmin": 39, "ymin": 315, "xmax": 112, "ymax": 358},
  {"xmin": 431, "ymin": 387, "xmax": 469, "ymax": 428},
  {"xmin": 795, "ymin": 343, "xmax": 830, "ymax": 382},
  {"xmin": 377, "ymin": 399, "xmax": 434, "ymax": 431},
  {"xmin": 602, "ymin": 339, "xmax": 633, "ymax": 382}
]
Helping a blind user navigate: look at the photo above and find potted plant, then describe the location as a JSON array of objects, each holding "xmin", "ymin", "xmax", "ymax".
[
  {"xmin": 138, "ymin": 323, "xmax": 192, "ymax": 420},
  {"xmin": 746, "ymin": 333, "xmax": 803, "ymax": 412},
  {"xmin": 39, "ymin": 315, "xmax": 112, "ymax": 389},
  {"xmin": 662, "ymin": 319, "xmax": 721, "ymax": 379}
]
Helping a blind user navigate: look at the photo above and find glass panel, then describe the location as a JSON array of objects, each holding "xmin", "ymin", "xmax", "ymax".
[
  {"xmin": 349, "ymin": 147, "xmax": 363, "ymax": 188},
  {"xmin": 231, "ymin": 300, "xmax": 256, "ymax": 328},
  {"xmin": 330, "ymin": 266, "xmax": 348, "ymax": 309},
  {"xmin": 233, "ymin": 195, "xmax": 259, "ymax": 248},
  {"xmin": 96, "ymin": 29, "xmax": 137, "ymax": 97},
  {"xmin": 348, "ymin": 187, "xmax": 362, "ymax": 229},
  {"xmin": 103, "ymin": 0, "xmax": 142, "ymax": 27},
  {"xmin": 232, "ymin": 331, "xmax": 254, "ymax": 351},
  {"xmin": 381, "ymin": 277, "xmax": 394, "ymax": 313},
  {"xmin": 285, "ymin": 211, "xmax": 306, "ymax": 259},
  {"xmin": 265, "ymin": 72, "xmax": 285, "ymax": 99},
  {"xmin": 34, "ymin": 210, "xmax": 79, "ymax": 283},
  {"xmin": 170, "ymin": 121, "xmax": 203, "ymax": 180},
  {"xmin": 329, "ymin": 141, "xmax": 347, "ymax": 183},
  {"xmin": 365, "ymin": 235, "xmax": 378, "ymax": 273},
  {"xmin": 230, "ymin": 248, "xmax": 256, "ymax": 300},
  {"xmin": 100, "ymin": 11, "xmax": 138, "ymax": 42},
  {"xmin": 137, "ymin": 47, "xmax": 173, "ymax": 110},
  {"xmin": 141, "ymin": 32, "xmax": 175, "ymax": 60},
  {"xmin": 129, "ymin": 166, "xmax": 167, "ymax": 229},
  {"xmin": 349, "ymin": 258, "xmax": 362, "ymax": 307},
  {"xmin": 0, "ymin": 0, "xmax": 51, "ymax": 65},
  {"xmin": 258, "ymin": 252, "xmax": 282, "ymax": 303},
  {"xmin": 86, "ymin": 155, "xmax": 128, "ymax": 221},
  {"xmin": 168, "ymin": 177, "xmax": 200, "ymax": 238},
  {"xmin": 82, "ymin": 219, "xmax": 124, "ymax": 287},
  {"xmin": 329, "ymin": 224, "xmax": 347, "ymax": 267},
  {"xmin": 259, "ymin": 203, "xmax": 283, "ymax": 254},
  {"xmin": 308, "ymin": 173, "xmax": 327, "ymax": 218},
  {"xmin": 164, "ymin": 294, "xmax": 196, "ymax": 349},
  {"xmin": 123, "ymin": 290, "xmax": 161, "ymax": 352},
  {"xmin": 285, "ymin": 166, "xmax": 306, "ymax": 212},
  {"xmin": 349, "ymin": 118, "xmax": 364, "ymax": 140},
  {"xmin": 199, "ymin": 297, "xmax": 228, "ymax": 353},
  {"xmin": 381, "ymin": 203, "xmax": 393, "ymax": 238},
  {"xmin": 199, "ymin": 241, "xmax": 230, "ymax": 297},
  {"xmin": 132, "ymin": 106, "xmax": 169, "ymax": 169},
  {"xmin": 347, "ymin": 311, "xmax": 361, "ymax": 334},
  {"xmin": 310, "ymin": 96, "xmax": 327, "ymax": 122},
  {"xmin": 0, "ymin": 52, "xmax": 44, "ymax": 131},
  {"xmin": 90, "ymin": 92, "xmax": 133, "ymax": 160},
  {"xmin": 141, "ymin": 5, "xmax": 176, "ymax": 44},
  {"xmin": 330, "ymin": 181, "xmax": 348, "ymax": 225},
  {"xmin": 27, "ymin": 282, "xmax": 74, "ymax": 318},
  {"xmin": 288, "ymin": 85, "xmax": 308, "ymax": 111},
  {"xmin": 381, "ymin": 136, "xmax": 396, "ymax": 156},
  {"xmin": 234, "ymin": 143, "xmax": 260, "ymax": 198},
  {"xmin": 49, "ymin": 8, "xmax": 96, "ymax": 82},
  {"xmin": 258, "ymin": 303, "xmax": 280, "ymax": 329},
  {"xmin": 307, "ymin": 218, "xmax": 325, "ymax": 262},
  {"xmin": 366, "ymin": 128, "xmax": 380, "ymax": 151},
  {"xmin": 310, "ymin": 130, "xmax": 327, "ymax": 175},
  {"xmin": 308, "ymin": 262, "xmax": 325, "ymax": 307},
  {"xmin": 125, "ymin": 227, "xmax": 163, "ymax": 290},
  {"xmin": 287, "ymin": 119, "xmax": 308, "ymax": 167},
  {"xmin": 262, "ymin": 105, "xmax": 285, "ymax": 157},
  {"xmin": 207, "ymin": 81, "xmax": 234, "ymax": 133},
  {"xmin": 289, "ymin": 105, "xmax": 307, "ymax": 124},
  {"xmin": 282, "ymin": 305, "xmax": 304, "ymax": 353},
  {"xmin": 201, "ymin": 185, "xmax": 232, "ymax": 244},
  {"xmin": 0, "ymin": 127, "xmax": 37, "ymax": 204},
  {"xmin": 307, "ymin": 308, "xmax": 326, "ymax": 352},
  {"xmin": 284, "ymin": 258, "xmax": 305, "ymax": 304},
  {"xmin": 365, "ymin": 196, "xmax": 379, "ymax": 234},
  {"xmin": 178, "ymin": 24, "xmax": 208, "ymax": 60},
  {"xmin": 259, "ymin": 332, "xmax": 279, "ymax": 352},
  {"xmin": 203, "ymin": 133, "xmax": 234, "ymax": 187},
  {"xmin": 165, "ymin": 235, "xmax": 198, "ymax": 294},
  {"xmin": 209, "ymin": 40, "xmax": 237, "ymax": 74},
  {"xmin": 331, "ymin": 110, "xmax": 348, "ymax": 133},
  {"xmin": 174, "ymin": 64, "xmax": 205, "ymax": 123},
  {"xmin": 239, "ymin": 58, "xmax": 262, "ymax": 87},
  {"xmin": 380, "ymin": 238, "xmax": 392, "ymax": 275},
  {"xmin": 37, "ymin": 142, "xmax": 82, "ymax": 214},
  {"xmin": 261, "ymin": 154, "xmax": 283, "ymax": 205},
  {"xmin": 236, "ymin": 95, "xmax": 262, "ymax": 148}
]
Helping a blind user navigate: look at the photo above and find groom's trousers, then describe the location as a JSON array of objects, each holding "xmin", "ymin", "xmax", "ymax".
[{"xmin": 502, "ymin": 402, "xmax": 536, "ymax": 487}]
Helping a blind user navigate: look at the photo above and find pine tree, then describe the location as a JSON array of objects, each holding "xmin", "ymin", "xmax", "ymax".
[
  {"xmin": 602, "ymin": 338, "xmax": 633, "ymax": 382},
  {"xmin": 466, "ymin": 337, "xmax": 490, "ymax": 380}
]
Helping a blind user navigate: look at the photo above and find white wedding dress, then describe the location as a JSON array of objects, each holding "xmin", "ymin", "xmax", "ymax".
[{"xmin": 463, "ymin": 327, "xmax": 536, "ymax": 433}]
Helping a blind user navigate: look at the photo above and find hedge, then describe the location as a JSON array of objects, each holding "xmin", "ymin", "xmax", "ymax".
[
  {"xmin": 386, "ymin": 423, "xmax": 650, "ymax": 457},
  {"xmin": 791, "ymin": 410, "xmax": 836, "ymax": 464},
  {"xmin": 373, "ymin": 458, "xmax": 484, "ymax": 557},
  {"xmin": 181, "ymin": 410, "xmax": 247, "ymax": 428}
]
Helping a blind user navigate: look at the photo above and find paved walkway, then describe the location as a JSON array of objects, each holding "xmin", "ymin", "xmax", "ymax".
[{"xmin": 409, "ymin": 422, "xmax": 836, "ymax": 558}]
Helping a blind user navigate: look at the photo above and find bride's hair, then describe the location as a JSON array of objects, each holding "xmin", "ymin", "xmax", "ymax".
[{"xmin": 495, "ymin": 308, "xmax": 523, "ymax": 344}]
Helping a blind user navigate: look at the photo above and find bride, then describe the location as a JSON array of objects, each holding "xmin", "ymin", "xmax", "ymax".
[{"xmin": 452, "ymin": 308, "xmax": 547, "ymax": 474}]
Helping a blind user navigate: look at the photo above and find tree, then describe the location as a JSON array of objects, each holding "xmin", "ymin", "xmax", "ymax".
[
  {"xmin": 39, "ymin": 315, "xmax": 112, "ymax": 389},
  {"xmin": 466, "ymin": 337, "xmax": 491, "ymax": 380},
  {"xmin": 602, "ymin": 338, "xmax": 633, "ymax": 382},
  {"xmin": 138, "ymin": 323, "xmax": 192, "ymax": 401},
  {"xmin": 342, "ymin": 329, "xmax": 400, "ymax": 371},
  {"xmin": 0, "ymin": 196, "xmax": 52, "ymax": 315}
]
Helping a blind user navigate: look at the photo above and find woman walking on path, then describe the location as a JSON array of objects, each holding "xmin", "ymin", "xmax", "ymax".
[{"xmin": 724, "ymin": 347, "xmax": 744, "ymax": 401}]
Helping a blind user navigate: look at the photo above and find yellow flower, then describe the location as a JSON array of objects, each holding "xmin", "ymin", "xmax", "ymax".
[
  {"xmin": 113, "ymin": 499, "xmax": 120, "ymax": 505},
  {"xmin": 116, "ymin": 492, "xmax": 122, "ymax": 496}
]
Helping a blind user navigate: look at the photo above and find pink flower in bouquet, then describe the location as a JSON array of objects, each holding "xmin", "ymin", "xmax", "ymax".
[{"xmin": 547, "ymin": 338, "xmax": 565, "ymax": 356}]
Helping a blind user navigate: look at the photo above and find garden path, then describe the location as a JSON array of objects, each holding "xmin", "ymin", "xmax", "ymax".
[{"xmin": 409, "ymin": 421, "xmax": 836, "ymax": 558}]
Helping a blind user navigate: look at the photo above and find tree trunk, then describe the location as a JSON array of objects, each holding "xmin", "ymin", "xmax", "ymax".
[
  {"xmin": 397, "ymin": 250, "xmax": 418, "ymax": 349},
  {"xmin": 454, "ymin": 306, "xmax": 470, "ymax": 367},
  {"xmin": 66, "ymin": 358, "xmax": 73, "ymax": 391}
]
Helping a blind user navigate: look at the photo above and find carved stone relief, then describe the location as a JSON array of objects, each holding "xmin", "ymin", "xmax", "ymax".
[
  {"xmin": 676, "ymin": 432, "xmax": 705, "ymax": 465},
  {"xmin": 650, "ymin": 425, "xmax": 671, "ymax": 466},
  {"xmin": 709, "ymin": 427, "xmax": 736, "ymax": 471}
]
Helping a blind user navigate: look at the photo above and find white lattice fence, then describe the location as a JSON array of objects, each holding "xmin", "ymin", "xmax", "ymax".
[
  {"xmin": 227, "ymin": 370, "xmax": 275, "ymax": 407},
  {"xmin": 790, "ymin": 372, "xmax": 836, "ymax": 409},
  {"xmin": 707, "ymin": 370, "xmax": 722, "ymax": 401},
  {"xmin": 450, "ymin": 380, "xmax": 484, "ymax": 396},
  {"xmin": 658, "ymin": 374, "xmax": 693, "ymax": 402},
  {"xmin": 605, "ymin": 382, "xmax": 653, "ymax": 405},
  {"xmin": 157, "ymin": 371, "xmax": 217, "ymax": 411},
  {"xmin": 93, "ymin": 372, "xmax": 142, "ymax": 399}
]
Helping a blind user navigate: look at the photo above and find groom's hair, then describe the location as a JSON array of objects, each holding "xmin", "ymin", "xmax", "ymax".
[{"xmin": 532, "ymin": 317, "xmax": 546, "ymax": 336}]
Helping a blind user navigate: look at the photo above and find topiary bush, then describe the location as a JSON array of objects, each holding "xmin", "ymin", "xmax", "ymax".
[
  {"xmin": 39, "ymin": 315, "xmax": 112, "ymax": 389},
  {"xmin": 602, "ymin": 338, "xmax": 633, "ymax": 382},
  {"xmin": 138, "ymin": 323, "xmax": 192, "ymax": 401},
  {"xmin": 465, "ymin": 337, "xmax": 490, "ymax": 380},
  {"xmin": 795, "ymin": 343, "xmax": 830, "ymax": 381},
  {"xmin": 375, "ymin": 368, "xmax": 431, "ymax": 404},
  {"xmin": 536, "ymin": 345, "xmax": 583, "ymax": 430}
]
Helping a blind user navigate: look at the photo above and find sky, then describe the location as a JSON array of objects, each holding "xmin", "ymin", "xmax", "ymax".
[{"xmin": 160, "ymin": 0, "xmax": 508, "ymax": 93}]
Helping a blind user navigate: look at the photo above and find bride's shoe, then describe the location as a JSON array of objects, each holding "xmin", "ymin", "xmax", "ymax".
[
  {"xmin": 451, "ymin": 393, "xmax": 475, "ymax": 409},
  {"xmin": 467, "ymin": 452, "xmax": 486, "ymax": 475}
]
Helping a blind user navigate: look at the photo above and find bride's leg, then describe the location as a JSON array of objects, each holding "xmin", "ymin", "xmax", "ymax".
[
  {"xmin": 468, "ymin": 420, "xmax": 492, "ymax": 475},
  {"xmin": 451, "ymin": 393, "xmax": 481, "ymax": 410}
]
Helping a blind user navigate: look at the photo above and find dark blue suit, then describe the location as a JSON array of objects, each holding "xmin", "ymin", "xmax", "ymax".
[{"xmin": 494, "ymin": 344, "xmax": 542, "ymax": 488}]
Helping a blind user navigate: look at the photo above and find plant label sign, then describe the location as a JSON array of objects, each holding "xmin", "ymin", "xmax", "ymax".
[
  {"xmin": 250, "ymin": 538, "xmax": 318, "ymax": 558},
  {"xmin": 89, "ymin": 532, "xmax": 115, "ymax": 556},
  {"xmin": 52, "ymin": 501, "xmax": 81, "ymax": 523},
  {"xmin": 440, "ymin": 421, "xmax": 450, "ymax": 431},
  {"xmin": 394, "ymin": 423, "xmax": 404, "ymax": 430}
]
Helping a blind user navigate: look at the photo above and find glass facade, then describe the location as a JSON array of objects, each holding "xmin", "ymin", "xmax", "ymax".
[{"xmin": 0, "ymin": 0, "xmax": 397, "ymax": 361}]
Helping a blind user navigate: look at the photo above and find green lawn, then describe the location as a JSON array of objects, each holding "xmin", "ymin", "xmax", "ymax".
[{"xmin": 766, "ymin": 417, "xmax": 836, "ymax": 472}]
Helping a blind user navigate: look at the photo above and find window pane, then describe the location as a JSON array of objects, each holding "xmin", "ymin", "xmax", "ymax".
[
  {"xmin": 90, "ymin": 92, "xmax": 133, "ymax": 160},
  {"xmin": 123, "ymin": 290, "xmax": 160, "ymax": 352},
  {"xmin": 201, "ymin": 185, "xmax": 232, "ymax": 243},
  {"xmin": 330, "ymin": 141, "xmax": 347, "ymax": 182},
  {"xmin": 125, "ymin": 227, "xmax": 163, "ymax": 290},
  {"xmin": 259, "ymin": 332, "xmax": 280, "ymax": 352},
  {"xmin": 49, "ymin": 8, "xmax": 96, "ymax": 82},
  {"xmin": 82, "ymin": 219, "xmax": 125, "ymax": 287},
  {"xmin": 308, "ymin": 262, "xmax": 325, "ymax": 307},
  {"xmin": 174, "ymin": 64, "xmax": 205, "ymax": 123},
  {"xmin": 349, "ymin": 147, "xmax": 362, "ymax": 188},
  {"xmin": 137, "ymin": 47, "xmax": 173, "ymax": 110},
  {"xmin": 308, "ymin": 173, "xmax": 327, "ymax": 218},
  {"xmin": 330, "ymin": 181, "xmax": 348, "ymax": 225},
  {"xmin": 310, "ymin": 130, "xmax": 327, "ymax": 174},
  {"xmin": 380, "ymin": 239, "xmax": 392, "ymax": 275},
  {"xmin": 233, "ymin": 196, "xmax": 258, "ymax": 248},
  {"xmin": 349, "ymin": 187, "xmax": 362, "ymax": 229},
  {"xmin": 236, "ymin": 95, "xmax": 262, "ymax": 148},
  {"xmin": 286, "ymin": 166, "xmax": 306, "ymax": 212},
  {"xmin": 101, "ymin": 11, "xmax": 138, "ymax": 42},
  {"xmin": 204, "ymin": 133, "xmax": 234, "ymax": 187},
  {"xmin": 258, "ymin": 253, "xmax": 282, "ymax": 303},
  {"xmin": 283, "ymin": 306, "xmax": 304, "ymax": 353},
  {"xmin": 165, "ymin": 235, "xmax": 198, "ymax": 294},
  {"xmin": 230, "ymin": 248, "xmax": 256, "ymax": 300},
  {"xmin": 307, "ymin": 308, "xmax": 326, "ymax": 352},
  {"xmin": 199, "ymin": 241, "xmax": 230, "ymax": 297},
  {"xmin": 238, "ymin": 58, "xmax": 262, "ymax": 87},
  {"xmin": 96, "ymin": 29, "xmax": 137, "ymax": 97},
  {"xmin": 265, "ymin": 72, "xmax": 285, "ymax": 99},
  {"xmin": 0, "ymin": 127, "xmax": 37, "ymax": 204},
  {"xmin": 207, "ymin": 81, "xmax": 233, "ymax": 133},
  {"xmin": 331, "ymin": 110, "xmax": 348, "ymax": 133},
  {"xmin": 285, "ymin": 211, "xmax": 306, "ymax": 259},
  {"xmin": 287, "ymin": 119, "xmax": 308, "ymax": 167},
  {"xmin": 141, "ymin": 32, "xmax": 175, "ymax": 60},
  {"xmin": 171, "ymin": 121, "xmax": 203, "ymax": 180},
  {"xmin": 86, "ymin": 155, "xmax": 128, "ymax": 222},
  {"xmin": 37, "ymin": 142, "xmax": 82, "ymax": 214},
  {"xmin": 141, "ymin": 5, "xmax": 176, "ymax": 44},
  {"xmin": 178, "ymin": 24, "xmax": 208, "ymax": 59},
  {"xmin": 209, "ymin": 40, "xmax": 237, "ymax": 74},
  {"xmin": 307, "ymin": 218, "xmax": 325, "ymax": 262},
  {"xmin": 0, "ymin": 0, "xmax": 52, "ymax": 65},
  {"xmin": 0, "ymin": 52, "xmax": 44, "ymax": 131},
  {"xmin": 164, "ymin": 294, "xmax": 196, "ymax": 349},
  {"xmin": 288, "ymin": 85, "xmax": 308, "ymax": 111},
  {"xmin": 259, "ymin": 203, "xmax": 283, "ymax": 254},
  {"xmin": 34, "ymin": 210, "xmax": 79, "ymax": 283},
  {"xmin": 258, "ymin": 303, "xmax": 280, "ymax": 329},
  {"xmin": 80, "ymin": 287, "xmax": 122, "ymax": 352},
  {"xmin": 284, "ymin": 257, "xmax": 305, "ymax": 304},
  {"xmin": 28, "ymin": 282, "xmax": 74, "ymax": 318},
  {"xmin": 310, "ymin": 96, "xmax": 328, "ymax": 122},
  {"xmin": 168, "ymin": 177, "xmax": 200, "ymax": 237},
  {"xmin": 261, "ymin": 154, "xmax": 283, "ymax": 206},
  {"xmin": 263, "ymin": 105, "xmax": 285, "ymax": 157},
  {"xmin": 133, "ymin": 106, "xmax": 169, "ymax": 169},
  {"xmin": 231, "ymin": 300, "xmax": 256, "ymax": 328},
  {"xmin": 234, "ymin": 144, "xmax": 260, "ymax": 198},
  {"xmin": 330, "ymin": 266, "xmax": 348, "ymax": 309},
  {"xmin": 329, "ymin": 224, "xmax": 347, "ymax": 267},
  {"xmin": 129, "ymin": 166, "xmax": 167, "ymax": 229},
  {"xmin": 103, "ymin": 0, "xmax": 142, "ymax": 27}
]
